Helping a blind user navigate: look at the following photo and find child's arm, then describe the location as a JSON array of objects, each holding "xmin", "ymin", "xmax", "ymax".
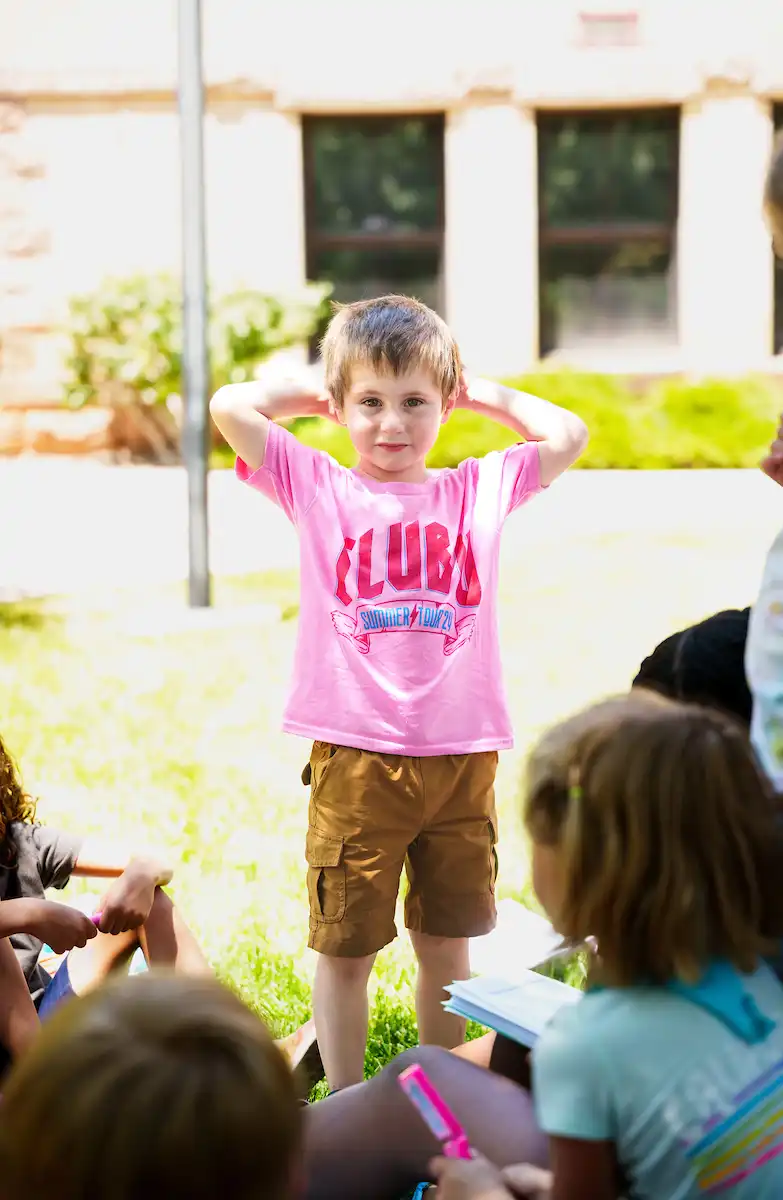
[
  {"xmin": 72, "ymin": 840, "xmax": 174, "ymax": 935},
  {"xmin": 432, "ymin": 1144, "xmax": 615, "ymax": 1200},
  {"xmin": 457, "ymin": 376, "xmax": 588, "ymax": 487},
  {"xmin": 210, "ymin": 364, "xmax": 328, "ymax": 472},
  {"xmin": 0, "ymin": 898, "xmax": 97, "ymax": 953}
]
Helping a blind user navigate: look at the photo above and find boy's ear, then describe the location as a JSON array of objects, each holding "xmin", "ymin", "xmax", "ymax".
[
  {"xmin": 441, "ymin": 389, "xmax": 457, "ymax": 424},
  {"xmin": 325, "ymin": 392, "xmax": 345, "ymax": 425}
]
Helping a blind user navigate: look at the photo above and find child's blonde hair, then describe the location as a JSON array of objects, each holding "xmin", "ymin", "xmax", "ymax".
[
  {"xmin": 524, "ymin": 692, "xmax": 783, "ymax": 987},
  {"xmin": 320, "ymin": 294, "xmax": 461, "ymax": 408},
  {"xmin": 0, "ymin": 972, "xmax": 301, "ymax": 1200},
  {"xmin": 765, "ymin": 130, "xmax": 783, "ymax": 256}
]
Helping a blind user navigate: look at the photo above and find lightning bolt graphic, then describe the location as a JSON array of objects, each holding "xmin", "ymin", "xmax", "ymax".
[{"xmin": 409, "ymin": 603, "xmax": 419, "ymax": 630}]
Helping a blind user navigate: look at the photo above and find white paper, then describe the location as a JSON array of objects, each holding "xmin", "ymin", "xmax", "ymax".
[
  {"xmin": 445, "ymin": 970, "xmax": 581, "ymax": 1046},
  {"xmin": 469, "ymin": 899, "xmax": 565, "ymax": 982}
]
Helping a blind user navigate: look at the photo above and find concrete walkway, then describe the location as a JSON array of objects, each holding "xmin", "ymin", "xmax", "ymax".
[{"xmin": 2, "ymin": 458, "xmax": 781, "ymax": 598}]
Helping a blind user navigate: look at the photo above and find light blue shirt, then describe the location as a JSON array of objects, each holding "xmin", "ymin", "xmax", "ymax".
[{"xmin": 532, "ymin": 963, "xmax": 783, "ymax": 1199}]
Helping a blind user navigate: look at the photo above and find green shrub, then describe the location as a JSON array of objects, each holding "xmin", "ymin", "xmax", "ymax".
[
  {"xmin": 234, "ymin": 370, "xmax": 781, "ymax": 472},
  {"xmin": 64, "ymin": 274, "xmax": 332, "ymax": 410}
]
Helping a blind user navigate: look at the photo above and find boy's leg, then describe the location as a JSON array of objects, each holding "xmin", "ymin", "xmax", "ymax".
[
  {"xmin": 406, "ymin": 752, "xmax": 499, "ymax": 1049},
  {"xmin": 409, "ymin": 931, "xmax": 470, "ymax": 1047},
  {"xmin": 312, "ymin": 951, "xmax": 376, "ymax": 1091},
  {"xmin": 303, "ymin": 742, "xmax": 417, "ymax": 1092}
]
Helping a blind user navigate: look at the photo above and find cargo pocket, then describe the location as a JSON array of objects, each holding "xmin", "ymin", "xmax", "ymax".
[
  {"xmin": 305, "ymin": 827, "xmax": 346, "ymax": 924},
  {"xmin": 488, "ymin": 816, "xmax": 499, "ymax": 894}
]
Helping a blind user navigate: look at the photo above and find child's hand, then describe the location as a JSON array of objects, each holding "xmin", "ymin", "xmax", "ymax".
[
  {"xmin": 761, "ymin": 414, "xmax": 783, "ymax": 486},
  {"xmin": 454, "ymin": 371, "xmax": 471, "ymax": 410},
  {"xmin": 25, "ymin": 900, "xmax": 98, "ymax": 954},
  {"xmin": 97, "ymin": 866, "xmax": 157, "ymax": 935},
  {"xmin": 430, "ymin": 1154, "xmax": 512, "ymax": 1200},
  {"xmin": 501, "ymin": 1164, "xmax": 553, "ymax": 1198}
]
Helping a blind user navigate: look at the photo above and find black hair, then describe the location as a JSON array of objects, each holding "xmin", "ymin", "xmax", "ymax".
[{"xmin": 633, "ymin": 608, "xmax": 752, "ymax": 725}]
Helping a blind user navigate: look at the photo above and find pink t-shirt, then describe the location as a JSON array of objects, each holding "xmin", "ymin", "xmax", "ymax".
[{"xmin": 237, "ymin": 422, "xmax": 543, "ymax": 755}]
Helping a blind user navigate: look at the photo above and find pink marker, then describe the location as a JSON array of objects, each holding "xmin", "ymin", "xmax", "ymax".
[
  {"xmin": 398, "ymin": 1064, "xmax": 472, "ymax": 1160},
  {"xmin": 91, "ymin": 912, "xmax": 102, "ymax": 927}
]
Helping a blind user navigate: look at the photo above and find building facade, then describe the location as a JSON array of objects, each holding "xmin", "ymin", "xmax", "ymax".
[{"xmin": 2, "ymin": 0, "xmax": 783, "ymax": 410}]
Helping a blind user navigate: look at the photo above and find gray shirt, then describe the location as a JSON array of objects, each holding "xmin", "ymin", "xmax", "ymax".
[{"xmin": 1, "ymin": 821, "xmax": 83, "ymax": 1006}]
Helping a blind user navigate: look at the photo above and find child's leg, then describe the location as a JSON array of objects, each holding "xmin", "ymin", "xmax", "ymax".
[
  {"xmin": 406, "ymin": 751, "xmax": 500, "ymax": 1048},
  {"xmin": 409, "ymin": 931, "xmax": 470, "ymax": 1047},
  {"xmin": 0, "ymin": 938, "xmax": 39, "ymax": 1061},
  {"xmin": 302, "ymin": 1044, "xmax": 548, "ymax": 1200},
  {"xmin": 65, "ymin": 889, "xmax": 209, "ymax": 996},
  {"xmin": 312, "ymin": 951, "xmax": 376, "ymax": 1091},
  {"xmin": 303, "ymin": 742, "xmax": 418, "ymax": 1092},
  {"xmin": 138, "ymin": 888, "xmax": 211, "ymax": 975}
]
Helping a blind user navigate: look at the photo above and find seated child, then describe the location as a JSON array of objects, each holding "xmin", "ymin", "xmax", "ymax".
[
  {"xmin": 435, "ymin": 692, "xmax": 783, "ymax": 1200},
  {"xmin": 0, "ymin": 972, "xmax": 301, "ymax": 1200},
  {"xmin": 0, "ymin": 730, "xmax": 210, "ymax": 1073}
]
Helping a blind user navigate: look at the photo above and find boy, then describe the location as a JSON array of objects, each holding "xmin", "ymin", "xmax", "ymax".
[{"xmin": 211, "ymin": 295, "xmax": 588, "ymax": 1089}]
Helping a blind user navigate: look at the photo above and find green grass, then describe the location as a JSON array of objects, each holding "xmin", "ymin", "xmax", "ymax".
[{"xmin": 0, "ymin": 523, "xmax": 764, "ymax": 1078}]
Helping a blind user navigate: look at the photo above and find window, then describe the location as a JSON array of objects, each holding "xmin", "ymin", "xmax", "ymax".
[
  {"xmin": 774, "ymin": 104, "xmax": 783, "ymax": 356},
  {"xmin": 303, "ymin": 116, "xmax": 445, "ymax": 338},
  {"xmin": 537, "ymin": 109, "xmax": 679, "ymax": 359}
]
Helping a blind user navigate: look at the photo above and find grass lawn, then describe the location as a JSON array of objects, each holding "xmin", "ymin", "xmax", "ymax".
[{"xmin": 0, "ymin": 520, "xmax": 764, "ymax": 1085}]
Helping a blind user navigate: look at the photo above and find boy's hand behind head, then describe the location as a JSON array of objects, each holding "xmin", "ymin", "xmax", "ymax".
[
  {"xmin": 761, "ymin": 413, "xmax": 783, "ymax": 488},
  {"xmin": 26, "ymin": 900, "xmax": 98, "ymax": 954}
]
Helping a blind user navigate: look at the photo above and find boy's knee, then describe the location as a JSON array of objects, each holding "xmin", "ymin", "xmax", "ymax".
[{"xmin": 316, "ymin": 951, "xmax": 375, "ymax": 986}]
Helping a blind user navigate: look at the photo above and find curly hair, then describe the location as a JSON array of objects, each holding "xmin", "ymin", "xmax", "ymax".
[
  {"xmin": 524, "ymin": 692, "xmax": 783, "ymax": 987},
  {"xmin": 0, "ymin": 732, "xmax": 37, "ymax": 861}
]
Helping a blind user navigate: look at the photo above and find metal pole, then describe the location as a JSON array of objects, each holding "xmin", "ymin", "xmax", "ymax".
[{"xmin": 177, "ymin": 0, "xmax": 211, "ymax": 607}]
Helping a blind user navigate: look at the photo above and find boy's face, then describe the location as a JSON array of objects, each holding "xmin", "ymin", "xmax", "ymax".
[{"xmin": 332, "ymin": 365, "xmax": 454, "ymax": 483}]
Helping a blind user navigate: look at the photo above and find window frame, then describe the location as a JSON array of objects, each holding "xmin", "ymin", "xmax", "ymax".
[
  {"xmin": 536, "ymin": 106, "xmax": 681, "ymax": 357},
  {"xmin": 302, "ymin": 113, "xmax": 446, "ymax": 271},
  {"xmin": 773, "ymin": 102, "xmax": 783, "ymax": 356}
]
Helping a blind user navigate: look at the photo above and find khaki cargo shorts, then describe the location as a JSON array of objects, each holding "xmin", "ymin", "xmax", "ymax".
[{"xmin": 302, "ymin": 742, "xmax": 499, "ymax": 958}]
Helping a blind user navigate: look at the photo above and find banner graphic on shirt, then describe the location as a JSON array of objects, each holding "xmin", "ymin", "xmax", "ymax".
[{"xmin": 331, "ymin": 600, "xmax": 476, "ymax": 656}]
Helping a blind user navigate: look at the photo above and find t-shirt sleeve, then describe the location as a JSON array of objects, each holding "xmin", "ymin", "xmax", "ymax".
[
  {"xmin": 32, "ymin": 824, "xmax": 83, "ymax": 891},
  {"xmin": 235, "ymin": 421, "xmax": 327, "ymax": 524},
  {"xmin": 532, "ymin": 1001, "xmax": 615, "ymax": 1142},
  {"xmin": 478, "ymin": 441, "xmax": 544, "ymax": 523}
]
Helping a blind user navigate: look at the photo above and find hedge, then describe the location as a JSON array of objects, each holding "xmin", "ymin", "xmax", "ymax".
[{"xmin": 212, "ymin": 371, "xmax": 783, "ymax": 471}]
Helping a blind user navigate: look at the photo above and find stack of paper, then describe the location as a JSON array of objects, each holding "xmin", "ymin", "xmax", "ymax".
[{"xmin": 445, "ymin": 972, "xmax": 581, "ymax": 1048}]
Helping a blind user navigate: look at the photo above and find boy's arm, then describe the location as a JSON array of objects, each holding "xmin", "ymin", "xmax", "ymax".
[
  {"xmin": 458, "ymin": 376, "xmax": 589, "ymax": 487},
  {"xmin": 210, "ymin": 366, "xmax": 328, "ymax": 471}
]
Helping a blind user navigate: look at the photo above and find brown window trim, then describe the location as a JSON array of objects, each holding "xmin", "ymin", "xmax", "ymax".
[{"xmin": 540, "ymin": 222, "xmax": 672, "ymax": 247}]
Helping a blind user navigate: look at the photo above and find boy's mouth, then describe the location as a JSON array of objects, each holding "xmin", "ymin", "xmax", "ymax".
[{"xmin": 377, "ymin": 443, "xmax": 408, "ymax": 452}]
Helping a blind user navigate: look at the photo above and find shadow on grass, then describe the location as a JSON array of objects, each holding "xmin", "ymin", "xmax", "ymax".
[{"xmin": 0, "ymin": 598, "xmax": 61, "ymax": 631}]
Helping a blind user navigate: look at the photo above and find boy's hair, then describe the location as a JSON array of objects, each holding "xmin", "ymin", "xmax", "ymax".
[
  {"xmin": 524, "ymin": 692, "xmax": 783, "ymax": 987},
  {"xmin": 765, "ymin": 129, "xmax": 783, "ymax": 256},
  {"xmin": 0, "ymin": 972, "xmax": 302, "ymax": 1200},
  {"xmin": 0, "ymin": 732, "xmax": 36, "ymax": 862},
  {"xmin": 632, "ymin": 607, "xmax": 752, "ymax": 725},
  {"xmin": 321, "ymin": 294, "xmax": 461, "ymax": 407}
]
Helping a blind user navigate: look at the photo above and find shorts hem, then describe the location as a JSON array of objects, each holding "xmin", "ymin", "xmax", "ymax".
[
  {"xmin": 405, "ymin": 900, "xmax": 497, "ymax": 941},
  {"xmin": 308, "ymin": 923, "xmax": 397, "ymax": 958}
]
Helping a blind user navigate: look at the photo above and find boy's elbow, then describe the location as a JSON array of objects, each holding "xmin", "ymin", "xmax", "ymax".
[
  {"xmin": 566, "ymin": 413, "xmax": 589, "ymax": 458},
  {"xmin": 209, "ymin": 385, "xmax": 235, "ymax": 421}
]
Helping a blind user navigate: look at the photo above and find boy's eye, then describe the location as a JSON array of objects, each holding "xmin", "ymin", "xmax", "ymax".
[
  {"xmin": 361, "ymin": 396, "xmax": 381, "ymax": 407},
  {"xmin": 405, "ymin": 397, "xmax": 425, "ymax": 407}
]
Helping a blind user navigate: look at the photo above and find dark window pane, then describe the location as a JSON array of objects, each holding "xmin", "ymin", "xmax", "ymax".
[
  {"xmin": 539, "ymin": 112, "xmax": 679, "ymax": 228},
  {"xmin": 306, "ymin": 117, "xmax": 443, "ymax": 236},
  {"xmin": 311, "ymin": 246, "xmax": 443, "ymax": 314},
  {"xmin": 540, "ymin": 241, "xmax": 677, "ymax": 356}
]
